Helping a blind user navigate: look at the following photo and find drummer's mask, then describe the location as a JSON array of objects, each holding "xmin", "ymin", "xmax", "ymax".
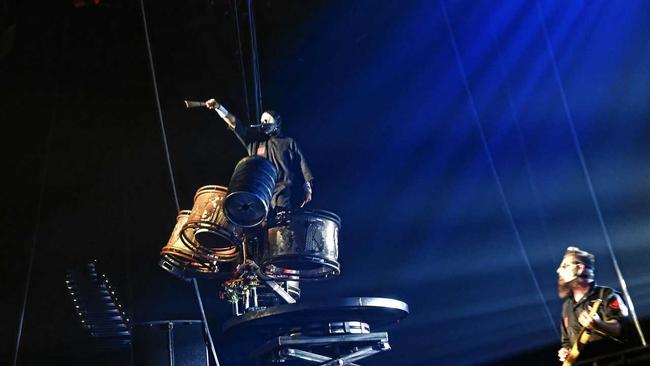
[{"xmin": 260, "ymin": 110, "xmax": 282, "ymax": 136}]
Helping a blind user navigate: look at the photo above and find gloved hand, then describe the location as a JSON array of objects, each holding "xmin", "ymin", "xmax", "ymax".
[
  {"xmin": 205, "ymin": 98, "xmax": 229, "ymax": 118},
  {"xmin": 300, "ymin": 181, "xmax": 313, "ymax": 208}
]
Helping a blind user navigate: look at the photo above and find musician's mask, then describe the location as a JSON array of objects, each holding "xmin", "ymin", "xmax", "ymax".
[
  {"xmin": 557, "ymin": 247, "xmax": 595, "ymax": 284},
  {"xmin": 260, "ymin": 110, "xmax": 281, "ymax": 136},
  {"xmin": 557, "ymin": 256, "xmax": 582, "ymax": 283}
]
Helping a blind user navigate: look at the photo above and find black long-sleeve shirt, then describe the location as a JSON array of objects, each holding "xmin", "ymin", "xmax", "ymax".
[{"xmin": 560, "ymin": 284, "xmax": 629, "ymax": 357}]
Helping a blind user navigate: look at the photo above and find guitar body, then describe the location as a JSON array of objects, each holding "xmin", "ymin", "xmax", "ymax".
[{"xmin": 561, "ymin": 299, "xmax": 602, "ymax": 366}]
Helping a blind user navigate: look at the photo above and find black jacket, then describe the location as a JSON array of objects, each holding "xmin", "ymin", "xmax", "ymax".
[{"xmin": 229, "ymin": 116, "xmax": 313, "ymax": 209}]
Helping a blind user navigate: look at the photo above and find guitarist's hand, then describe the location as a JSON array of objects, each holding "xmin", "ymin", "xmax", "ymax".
[
  {"xmin": 558, "ymin": 347, "xmax": 569, "ymax": 362},
  {"xmin": 578, "ymin": 310, "xmax": 601, "ymax": 329}
]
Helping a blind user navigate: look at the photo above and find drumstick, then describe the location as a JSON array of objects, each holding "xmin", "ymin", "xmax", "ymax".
[
  {"xmin": 242, "ymin": 241, "xmax": 247, "ymax": 261},
  {"xmin": 184, "ymin": 100, "xmax": 206, "ymax": 108}
]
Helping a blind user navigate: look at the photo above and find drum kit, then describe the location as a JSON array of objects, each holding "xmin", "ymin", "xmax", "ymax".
[
  {"xmin": 158, "ymin": 155, "xmax": 341, "ymax": 287},
  {"xmin": 158, "ymin": 152, "xmax": 407, "ymax": 365}
]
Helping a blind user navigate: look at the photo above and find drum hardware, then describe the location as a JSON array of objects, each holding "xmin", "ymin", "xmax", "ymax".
[
  {"xmin": 221, "ymin": 259, "xmax": 299, "ymax": 316},
  {"xmin": 256, "ymin": 280, "xmax": 301, "ymax": 308}
]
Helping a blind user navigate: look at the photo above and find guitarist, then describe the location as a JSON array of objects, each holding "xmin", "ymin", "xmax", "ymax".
[{"xmin": 557, "ymin": 246, "xmax": 629, "ymax": 363}]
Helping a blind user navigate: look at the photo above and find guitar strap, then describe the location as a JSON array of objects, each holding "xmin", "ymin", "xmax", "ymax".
[{"xmin": 593, "ymin": 287, "xmax": 626, "ymax": 344}]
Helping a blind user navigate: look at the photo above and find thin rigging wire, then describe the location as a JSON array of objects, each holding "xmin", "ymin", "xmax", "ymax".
[
  {"xmin": 439, "ymin": 0, "xmax": 558, "ymax": 336},
  {"xmin": 12, "ymin": 16, "xmax": 68, "ymax": 366},
  {"xmin": 533, "ymin": 0, "xmax": 646, "ymax": 346},
  {"xmin": 138, "ymin": 0, "xmax": 179, "ymax": 212},
  {"xmin": 232, "ymin": 0, "xmax": 252, "ymax": 124},
  {"xmin": 247, "ymin": 0, "xmax": 263, "ymax": 118},
  {"xmin": 485, "ymin": 8, "xmax": 559, "ymax": 266},
  {"xmin": 138, "ymin": 0, "xmax": 222, "ymax": 364}
]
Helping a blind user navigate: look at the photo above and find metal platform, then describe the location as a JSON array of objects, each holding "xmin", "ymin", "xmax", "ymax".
[
  {"xmin": 222, "ymin": 297, "xmax": 407, "ymax": 365},
  {"xmin": 223, "ymin": 297, "xmax": 409, "ymax": 336}
]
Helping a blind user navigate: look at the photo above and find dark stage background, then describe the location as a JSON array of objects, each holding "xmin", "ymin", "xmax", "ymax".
[{"xmin": 2, "ymin": 1, "xmax": 650, "ymax": 365}]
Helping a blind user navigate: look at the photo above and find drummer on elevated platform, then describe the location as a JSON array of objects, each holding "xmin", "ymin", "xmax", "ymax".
[{"xmin": 206, "ymin": 99, "xmax": 314, "ymax": 212}]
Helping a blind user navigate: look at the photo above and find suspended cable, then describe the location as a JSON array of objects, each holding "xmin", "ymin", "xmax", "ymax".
[
  {"xmin": 232, "ymin": 0, "xmax": 252, "ymax": 124},
  {"xmin": 138, "ymin": 0, "xmax": 179, "ymax": 212},
  {"xmin": 533, "ymin": 0, "xmax": 646, "ymax": 347},
  {"xmin": 12, "ymin": 16, "xmax": 69, "ymax": 366},
  {"xmin": 247, "ymin": 0, "xmax": 263, "ymax": 118},
  {"xmin": 439, "ymin": 0, "xmax": 558, "ymax": 336},
  {"xmin": 138, "ymin": 0, "xmax": 222, "ymax": 363},
  {"xmin": 12, "ymin": 81, "xmax": 55, "ymax": 366}
]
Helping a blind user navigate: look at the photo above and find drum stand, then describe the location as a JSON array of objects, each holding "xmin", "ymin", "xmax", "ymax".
[
  {"xmin": 227, "ymin": 259, "xmax": 297, "ymax": 316},
  {"xmin": 254, "ymin": 330, "xmax": 391, "ymax": 366}
]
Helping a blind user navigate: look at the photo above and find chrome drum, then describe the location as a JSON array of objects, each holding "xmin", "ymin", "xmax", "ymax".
[{"xmin": 262, "ymin": 209, "xmax": 340, "ymax": 280}]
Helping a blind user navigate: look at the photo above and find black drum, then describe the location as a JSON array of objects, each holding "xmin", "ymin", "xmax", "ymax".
[
  {"xmin": 224, "ymin": 156, "xmax": 277, "ymax": 227},
  {"xmin": 262, "ymin": 209, "xmax": 341, "ymax": 281}
]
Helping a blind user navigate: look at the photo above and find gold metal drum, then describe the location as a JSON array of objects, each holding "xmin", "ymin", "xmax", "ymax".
[
  {"xmin": 261, "ymin": 209, "xmax": 341, "ymax": 281},
  {"xmin": 181, "ymin": 185, "xmax": 243, "ymax": 256},
  {"xmin": 159, "ymin": 210, "xmax": 230, "ymax": 280}
]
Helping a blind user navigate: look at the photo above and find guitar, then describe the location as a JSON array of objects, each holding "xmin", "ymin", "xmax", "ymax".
[{"xmin": 562, "ymin": 299, "xmax": 603, "ymax": 366}]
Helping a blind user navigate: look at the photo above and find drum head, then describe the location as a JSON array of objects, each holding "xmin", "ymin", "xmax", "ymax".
[
  {"xmin": 224, "ymin": 191, "xmax": 268, "ymax": 227},
  {"xmin": 193, "ymin": 228, "xmax": 237, "ymax": 249}
]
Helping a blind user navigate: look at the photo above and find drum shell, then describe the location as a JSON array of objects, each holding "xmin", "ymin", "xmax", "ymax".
[
  {"xmin": 160, "ymin": 210, "xmax": 238, "ymax": 280},
  {"xmin": 262, "ymin": 210, "xmax": 341, "ymax": 281},
  {"xmin": 182, "ymin": 185, "xmax": 243, "ymax": 253},
  {"xmin": 224, "ymin": 156, "xmax": 277, "ymax": 227}
]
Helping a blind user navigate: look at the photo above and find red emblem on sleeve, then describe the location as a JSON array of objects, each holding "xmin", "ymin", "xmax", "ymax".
[
  {"xmin": 564, "ymin": 317, "xmax": 569, "ymax": 328},
  {"xmin": 608, "ymin": 298, "xmax": 620, "ymax": 310}
]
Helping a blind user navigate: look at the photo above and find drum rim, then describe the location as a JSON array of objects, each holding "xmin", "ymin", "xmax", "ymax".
[
  {"xmin": 182, "ymin": 221, "xmax": 242, "ymax": 252},
  {"xmin": 194, "ymin": 185, "xmax": 228, "ymax": 201},
  {"xmin": 271, "ymin": 208, "xmax": 341, "ymax": 226},
  {"xmin": 176, "ymin": 209, "xmax": 192, "ymax": 217},
  {"xmin": 158, "ymin": 257, "xmax": 224, "ymax": 279},
  {"xmin": 262, "ymin": 256, "xmax": 341, "ymax": 281}
]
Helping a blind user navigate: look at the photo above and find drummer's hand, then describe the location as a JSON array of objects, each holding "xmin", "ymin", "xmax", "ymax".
[
  {"xmin": 206, "ymin": 99, "xmax": 231, "ymax": 120},
  {"xmin": 558, "ymin": 347, "xmax": 570, "ymax": 362},
  {"xmin": 300, "ymin": 181, "xmax": 312, "ymax": 208},
  {"xmin": 205, "ymin": 98, "xmax": 220, "ymax": 109}
]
